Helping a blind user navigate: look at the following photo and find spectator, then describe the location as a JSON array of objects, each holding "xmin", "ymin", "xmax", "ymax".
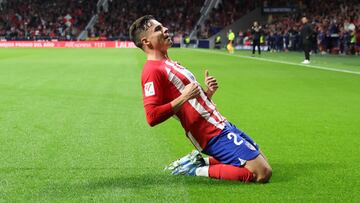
[
  {"xmin": 93, "ymin": 0, "xmax": 204, "ymax": 41},
  {"xmin": 0, "ymin": 0, "xmax": 97, "ymax": 40},
  {"xmin": 205, "ymin": 0, "xmax": 256, "ymax": 37},
  {"xmin": 260, "ymin": 0, "xmax": 359, "ymax": 55}
]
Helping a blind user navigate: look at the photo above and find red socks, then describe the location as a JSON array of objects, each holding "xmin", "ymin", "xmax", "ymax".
[
  {"xmin": 208, "ymin": 158, "xmax": 254, "ymax": 182},
  {"xmin": 209, "ymin": 157, "xmax": 222, "ymax": 165}
]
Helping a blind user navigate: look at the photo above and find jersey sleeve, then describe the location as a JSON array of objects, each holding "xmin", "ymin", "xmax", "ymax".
[
  {"xmin": 141, "ymin": 67, "xmax": 174, "ymax": 126},
  {"xmin": 141, "ymin": 67, "xmax": 166, "ymax": 105}
]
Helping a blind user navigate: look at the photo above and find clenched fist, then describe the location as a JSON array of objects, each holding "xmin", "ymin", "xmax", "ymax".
[{"xmin": 182, "ymin": 83, "xmax": 200, "ymax": 100}]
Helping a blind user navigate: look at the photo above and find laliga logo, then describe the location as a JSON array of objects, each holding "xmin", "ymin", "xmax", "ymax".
[{"xmin": 116, "ymin": 41, "xmax": 136, "ymax": 48}]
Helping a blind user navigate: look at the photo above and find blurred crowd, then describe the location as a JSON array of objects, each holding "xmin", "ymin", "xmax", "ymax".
[
  {"xmin": 0, "ymin": 0, "xmax": 97, "ymax": 41},
  {"xmin": 197, "ymin": 0, "xmax": 256, "ymax": 39},
  {"xmin": 0, "ymin": 0, "xmax": 359, "ymax": 55},
  {"xmin": 0, "ymin": 0, "xmax": 259, "ymax": 41},
  {"xmin": 89, "ymin": 0, "xmax": 204, "ymax": 41},
  {"xmin": 233, "ymin": 0, "xmax": 360, "ymax": 55}
]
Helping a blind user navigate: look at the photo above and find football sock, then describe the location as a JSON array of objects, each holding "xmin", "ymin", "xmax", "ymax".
[
  {"xmin": 195, "ymin": 166, "xmax": 209, "ymax": 177},
  {"xmin": 203, "ymin": 157, "xmax": 221, "ymax": 165},
  {"xmin": 209, "ymin": 157, "xmax": 221, "ymax": 165},
  {"xmin": 203, "ymin": 157, "xmax": 210, "ymax": 165},
  {"xmin": 208, "ymin": 164, "xmax": 254, "ymax": 182}
]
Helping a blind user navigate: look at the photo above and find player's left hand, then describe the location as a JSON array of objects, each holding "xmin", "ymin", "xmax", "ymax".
[{"xmin": 205, "ymin": 69, "xmax": 218, "ymax": 93}]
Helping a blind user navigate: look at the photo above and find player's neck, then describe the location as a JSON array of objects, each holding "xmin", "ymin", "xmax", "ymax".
[{"xmin": 147, "ymin": 49, "xmax": 169, "ymax": 61}]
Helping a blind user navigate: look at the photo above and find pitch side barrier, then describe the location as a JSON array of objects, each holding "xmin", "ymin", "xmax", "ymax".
[
  {"xmin": 235, "ymin": 45, "xmax": 269, "ymax": 50},
  {"xmin": 0, "ymin": 40, "xmax": 213, "ymax": 49},
  {"xmin": 0, "ymin": 41, "xmax": 136, "ymax": 48}
]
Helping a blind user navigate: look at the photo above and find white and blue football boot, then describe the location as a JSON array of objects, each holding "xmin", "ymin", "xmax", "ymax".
[
  {"xmin": 164, "ymin": 150, "xmax": 205, "ymax": 176},
  {"xmin": 171, "ymin": 160, "xmax": 198, "ymax": 176}
]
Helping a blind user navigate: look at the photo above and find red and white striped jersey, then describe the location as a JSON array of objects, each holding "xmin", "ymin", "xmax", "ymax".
[{"xmin": 141, "ymin": 59, "xmax": 227, "ymax": 151}]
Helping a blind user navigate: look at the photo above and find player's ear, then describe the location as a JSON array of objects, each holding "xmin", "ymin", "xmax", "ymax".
[{"xmin": 141, "ymin": 37, "xmax": 151, "ymax": 48}]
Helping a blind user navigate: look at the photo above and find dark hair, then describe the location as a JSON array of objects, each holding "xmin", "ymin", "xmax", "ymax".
[{"xmin": 129, "ymin": 15, "xmax": 155, "ymax": 50}]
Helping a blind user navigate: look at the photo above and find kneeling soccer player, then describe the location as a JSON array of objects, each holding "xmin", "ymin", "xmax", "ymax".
[{"xmin": 129, "ymin": 15, "xmax": 272, "ymax": 183}]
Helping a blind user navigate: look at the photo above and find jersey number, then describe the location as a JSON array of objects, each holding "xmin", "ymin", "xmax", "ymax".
[{"xmin": 227, "ymin": 132, "xmax": 243, "ymax": 146}]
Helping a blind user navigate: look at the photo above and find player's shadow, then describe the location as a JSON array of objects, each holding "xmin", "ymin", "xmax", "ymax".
[
  {"xmin": 47, "ymin": 161, "xmax": 339, "ymax": 197},
  {"xmin": 70, "ymin": 162, "xmax": 338, "ymax": 191},
  {"xmin": 49, "ymin": 171, "xmax": 251, "ymax": 197},
  {"xmin": 75, "ymin": 173, "xmax": 244, "ymax": 190}
]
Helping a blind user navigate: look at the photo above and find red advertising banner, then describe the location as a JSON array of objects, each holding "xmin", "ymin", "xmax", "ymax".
[{"xmin": 0, "ymin": 41, "xmax": 136, "ymax": 48}]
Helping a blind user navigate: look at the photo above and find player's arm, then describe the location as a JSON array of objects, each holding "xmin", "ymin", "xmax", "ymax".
[
  {"xmin": 171, "ymin": 83, "xmax": 200, "ymax": 112},
  {"xmin": 144, "ymin": 83, "xmax": 200, "ymax": 127},
  {"xmin": 204, "ymin": 69, "xmax": 218, "ymax": 99}
]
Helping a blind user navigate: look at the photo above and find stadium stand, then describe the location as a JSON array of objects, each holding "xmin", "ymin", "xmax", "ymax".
[
  {"xmin": 198, "ymin": 0, "xmax": 256, "ymax": 39},
  {"xmin": 90, "ymin": 0, "xmax": 204, "ymax": 41},
  {"xmin": 258, "ymin": 0, "xmax": 360, "ymax": 54},
  {"xmin": 0, "ymin": 0, "xmax": 97, "ymax": 40},
  {"xmin": 0, "ymin": 0, "xmax": 359, "ymax": 55}
]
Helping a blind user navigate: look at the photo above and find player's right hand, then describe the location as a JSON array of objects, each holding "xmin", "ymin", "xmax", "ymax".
[{"xmin": 182, "ymin": 83, "xmax": 200, "ymax": 100}]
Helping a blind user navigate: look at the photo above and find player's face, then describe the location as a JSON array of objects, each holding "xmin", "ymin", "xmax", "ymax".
[{"xmin": 144, "ymin": 19, "xmax": 172, "ymax": 51}]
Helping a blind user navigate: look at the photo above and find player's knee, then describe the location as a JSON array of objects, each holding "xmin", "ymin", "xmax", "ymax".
[{"xmin": 255, "ymin": 166, "xmax": 272, "ymax": 183}]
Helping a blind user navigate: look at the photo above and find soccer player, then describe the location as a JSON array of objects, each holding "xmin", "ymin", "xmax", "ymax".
[{"xmin": 129, "ymin": 15, "xmax": 272, "ymax": 183}]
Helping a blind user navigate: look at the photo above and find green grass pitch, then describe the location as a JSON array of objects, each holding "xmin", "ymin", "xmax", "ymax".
[{"xmin": 0, "ymin": 48, "xmax": 359, "ymax": 202}]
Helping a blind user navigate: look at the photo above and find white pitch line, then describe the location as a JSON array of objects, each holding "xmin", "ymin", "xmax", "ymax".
[{"xmin": 192, "ymin": 49, "xmax": 360, "ymax": 75}]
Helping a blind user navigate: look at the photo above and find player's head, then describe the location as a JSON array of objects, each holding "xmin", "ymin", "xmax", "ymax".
[
  {"xmin": 301, "ymin": 16, "xmax": 308, "ymax": 24},
  {"xmin": 129, "ymin": 15, "xmax": 172, "ymax": 52}
]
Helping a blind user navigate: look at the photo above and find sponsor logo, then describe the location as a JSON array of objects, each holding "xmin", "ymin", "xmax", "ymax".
[{"xmin": 144, "ymin": 82, "xmax": 155, "ymax": 96}]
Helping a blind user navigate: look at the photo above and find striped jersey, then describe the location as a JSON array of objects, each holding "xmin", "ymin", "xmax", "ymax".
[{"xmin": 141, "ymin": 59, "xmax": 227, "ymax": 151}]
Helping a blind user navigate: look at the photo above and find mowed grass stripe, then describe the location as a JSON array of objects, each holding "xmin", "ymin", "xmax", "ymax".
[{"xmin": 192, "ymin": 48, "xmax": 360, "ymax": 75}]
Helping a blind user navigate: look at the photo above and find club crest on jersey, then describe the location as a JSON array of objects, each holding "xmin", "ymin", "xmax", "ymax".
[{"xmin": 144, "ymin": 82, "xmax": 155, "ymax": 96}]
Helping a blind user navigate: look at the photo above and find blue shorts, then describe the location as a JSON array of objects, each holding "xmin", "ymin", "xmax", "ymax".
[{"xmin": 203, "ymin": 122, "xmax": 260, "ymax": 167}]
